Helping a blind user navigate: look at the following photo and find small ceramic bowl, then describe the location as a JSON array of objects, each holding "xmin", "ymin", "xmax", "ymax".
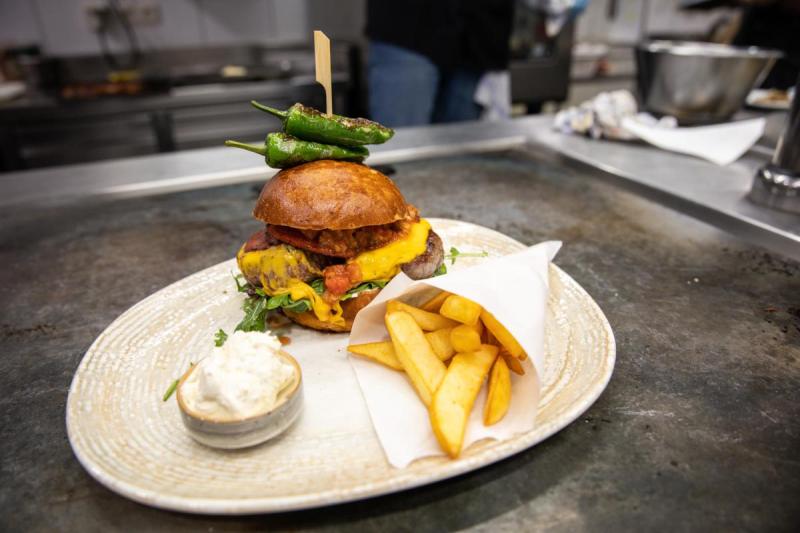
[{"xmin": 176, "ymin": 351, "xmax": 303, "ymax": 449}]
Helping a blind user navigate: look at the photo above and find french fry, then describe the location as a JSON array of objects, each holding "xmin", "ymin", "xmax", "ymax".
[
  {"xmin": 450, "ymin": 324, "xmax": 481, "ymax": 353},
  {"xmin": 386, "ymin": 300, "xmax": 459, "ymax": 331},
  {"xmin": 470, "ymin": 319, "xmax": 484, "ymax": 337},
  {"xmin": 347, "ymin": 341, "xmax": 403, "ymax": 371},
  {"xmin": 425, "ymin": 328, "xmax": 455, "ymax": 361},
  {"xmin": 480, "ymin": 310, "xmax": 525, "ymax": 358},
  {"xmin": 430, "ymin": 344, "xmax": 498, "ymax": 457},
  {"xmin": 421, "ymin": 291, "xmax": 451, "ymax": 312},
  {"xmin": 385, "ymin": 311, "xmax": 446, "ymax": 406},
  {"xmin": 349, "ymin": 330, "xmax": 456, "ymax": 368},
  {"xmin": 439, "ymin": 295, "xmax": 482, "ymax": 326},
  {"xmin": 500, "ymin": 349, "xmax": 525, "ymax": 375},
  {"xmin": 484, "ymin": 356, "xmax": 512, "ymax": 425}
]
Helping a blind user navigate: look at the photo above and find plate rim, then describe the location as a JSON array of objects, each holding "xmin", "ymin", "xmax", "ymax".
[{"xmin": 66, "ymin": 218, "xmax": 616, "ymax": 515}]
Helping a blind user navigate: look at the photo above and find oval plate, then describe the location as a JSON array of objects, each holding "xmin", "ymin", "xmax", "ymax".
[{"xmin": 66, "ymin": 219, "xmax": 615, "ymax": 514}]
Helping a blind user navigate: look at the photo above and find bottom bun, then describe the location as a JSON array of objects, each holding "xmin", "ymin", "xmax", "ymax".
[{"xmin": 283, "ymin": 289, "xmax": 380, "ymax": 333}]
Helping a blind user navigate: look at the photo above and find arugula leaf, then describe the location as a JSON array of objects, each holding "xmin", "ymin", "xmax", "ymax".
[
  {"xmin": 266, "ymin": 293, "xmax": 290, "ymax": 310},
  {"xmin": 236, "ymin": 295, "xmax": 269, "ymax": 332},
  {"xmin": 445, "ymin": 246, "xmax": 489, "ymax": 265},
  {"xmin": 232, "ymin": 272, "xmax": 248, "ymax": 293},
  {"xmin": 341, "ymin": 279, "xmax": 389, "ymax": 301},
  {"xmin": 282, "ymin": 299, "xmax": 312, "ymax": 313},
  {"xmin": 311, "ymin": 278, "xmax": 325, "ymax": 294},
  {"xmin": 433, "ymin": 263, "xmax": 447, "ymax": 276},
  {"xmin": 214, "ymin": 328, "xmax": 228, "ymax": 347}
]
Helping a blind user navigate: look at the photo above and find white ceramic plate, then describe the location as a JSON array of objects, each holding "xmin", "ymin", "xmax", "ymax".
[{"xmin": 66, "ymin": 219, "xmax": 615, "ymax": 514}]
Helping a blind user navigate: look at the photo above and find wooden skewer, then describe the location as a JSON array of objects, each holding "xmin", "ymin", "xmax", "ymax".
[{"xmin": 313, "ymin": 30, "xmax": 332, "ymax": 117}]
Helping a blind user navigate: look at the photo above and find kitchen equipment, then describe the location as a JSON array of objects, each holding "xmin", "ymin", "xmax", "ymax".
[
  {"xmin": 636, "ymin": 41, "xmax": 782, "ymax": 124},
  {"xmin": 749, "ymin": 78, "xmax": 800, "ymax": 214}
]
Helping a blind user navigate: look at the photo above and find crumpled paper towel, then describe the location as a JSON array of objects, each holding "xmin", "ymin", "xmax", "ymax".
[
  {"xmin": 348, "ymin": 241, "xmax": 561, "ymax": 468},
  {"xmin": 620, "ymin": 116, "xmax": 765, "ymax": 166},
  {"xmin": 554, "ymin": 89, "xmax": 765, "ymax": 166}
]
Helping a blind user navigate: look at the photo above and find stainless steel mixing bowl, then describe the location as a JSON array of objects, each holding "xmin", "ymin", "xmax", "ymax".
[{"xmin": 636, "ymin": 41, "xmax": 782, "ymax": 125}]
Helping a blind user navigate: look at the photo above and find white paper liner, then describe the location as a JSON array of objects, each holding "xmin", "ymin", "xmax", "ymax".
[{"xmin": 348, "ymin": 241, "xmax": 562, "ymax": 467}]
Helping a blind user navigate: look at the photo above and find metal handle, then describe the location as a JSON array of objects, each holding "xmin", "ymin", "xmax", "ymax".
[
  {"xmin": 771, "ymin": 77, "xmax": 800, "ymax": 172},
  {"xmin": 748, "ymin": 77, "xmax": 800, "ymax": 214}
]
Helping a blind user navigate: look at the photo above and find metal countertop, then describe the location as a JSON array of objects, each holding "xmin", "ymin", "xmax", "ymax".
[
  {"xmin": 1, "ymin": 149, "xmax": 798, "ymax": 532},
  {"xmin": 1, "ymin": 114, "xmax": 797, "ymax": 261}
]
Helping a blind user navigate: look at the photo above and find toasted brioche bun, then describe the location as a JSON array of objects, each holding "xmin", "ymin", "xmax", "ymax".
[
  {"xmin": 253, "ymin": 160, "xmax": 408, "ymax": 230},
  {"xmin": 283, "ymin": 289, "xmax": 379, "ymax": 333}
]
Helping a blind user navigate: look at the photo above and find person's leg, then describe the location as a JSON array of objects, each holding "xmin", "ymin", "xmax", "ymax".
[
  {"xmin": 368, "ymin": 41, "xmax": 439, "ymax": 127},
  {"xmin": 433, "ymin": 69, "xmax": 483, "ymax": 123}
]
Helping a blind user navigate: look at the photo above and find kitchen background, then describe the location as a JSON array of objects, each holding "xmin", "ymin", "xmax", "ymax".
[
  {"xmin": 0, "ymin": 0, "xmax": 750, "ymax": 171},
  {"xmin": 0, "ymin": 0, "xmax": 728, "ymax": 55}
]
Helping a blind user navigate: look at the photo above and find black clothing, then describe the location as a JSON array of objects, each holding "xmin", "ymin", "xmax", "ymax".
[
  {"xmin": 733, "ymin": 5, "xmax": 800, "ymax": 89},
  {"xmin": 366, "ymin": 0, "xmax": 514, "ymax": 71}
]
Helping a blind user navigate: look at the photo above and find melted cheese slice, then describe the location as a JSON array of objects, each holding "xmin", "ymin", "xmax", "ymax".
[
  {"xmin": 352, "ymin": 218, "xmax": 431, "ymax": 281},
  {"xmin": 236, "ymin": 219, "xmax": 431, "ymax": 326}
]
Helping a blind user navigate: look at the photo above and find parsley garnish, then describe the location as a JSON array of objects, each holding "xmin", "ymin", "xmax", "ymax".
[{"xmin": 214, "ymin": 328, "xmax": 228, "ymax": 347}]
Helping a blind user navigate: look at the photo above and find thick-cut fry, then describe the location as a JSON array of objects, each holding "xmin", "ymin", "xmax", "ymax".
[
  {"xmin": 349, "ymin": 330, "xmax": 456, "ymax": 368},
  {"xmin": 450, "ymin": 324, "xmax": 481, "ymax": 353},
  {"xmin": 484, "ymin": 356, "xmax": 512, "ymax": 425},
  {"xmin": 425, "ymin": 328, "xmax": 455, "ymax": 361},
  {"xmin": 480, "ymin": 310, "xmax": 525, "ymax": 358},
  {"xmin": 421, "ymin": 291, "xmax": 451, "ymax": 312},
  {"xmin": 500, "ymin": 349, "xmax": 525, "ymax": 375},
  {"xmin": 469, "ymin": 319, "xmax": 484, "ymax": 337},
  {"xmin": 430, "ymin": 344, "xmax": 498, "ymax": 457},
  {"xmin": 439, "ymin": 295, "xmax": 482, "ymax": 326},
  {"xmin": 348, "ymin": 341, "xmax": 403, "ymax": 370},
  {"xmin": 385, "ymin": 311, "xmax": 447, "ymax": 405},
  {"xmin": 386, "ymin": 300, "xmax": 459, "ymax": 331}
]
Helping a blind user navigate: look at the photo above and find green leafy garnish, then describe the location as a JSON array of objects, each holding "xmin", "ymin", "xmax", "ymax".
[
  {"xmin": 214, "ymin": 328, "xmax": 228, "ymax": 347},
  {"xmin": 233, "ymin": 272, "xmax": 248, "ymax": 293},
  {"xmin": 445, "ymin": 246, "xmax": 489, "ymax": 265},
  {"xmin": 162, "ymin": 379, "xmax": 179, "ymax": 402},
  {"xmin": 433, "ymin": 263, "xmax": 447, "ymax": 276},
  {"xmin": 230, "ymin": 276, "xmax": 390, "ymax": 332},
  {"xmin": 341, "ymin": 279, "xmax": 389, "ymax": 300},
  {"xmin": 311, "ymin": 278, "xmax": 325, "ymax": 294},
  {"xmin": 236, "ymin": 294, "xmax": 269, "ymax": 332}
]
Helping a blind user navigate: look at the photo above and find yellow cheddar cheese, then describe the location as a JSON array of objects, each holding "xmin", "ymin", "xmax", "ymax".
[
  {"xmin": 352, "ymin": 219, "xmax": 431, "ymax": 281},
  {"xmin": 236, "ymin": 219, "xmax": 431, "ymax": 325}
]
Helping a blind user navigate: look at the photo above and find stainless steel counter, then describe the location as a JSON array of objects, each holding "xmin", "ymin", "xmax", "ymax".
[
  {"xmin": 2, "ymin": 142, "xmax": 799, "ymax": 532},
  {"xmin": 2, "ymin": 114, "xmax": 797, "ymax": 261}
]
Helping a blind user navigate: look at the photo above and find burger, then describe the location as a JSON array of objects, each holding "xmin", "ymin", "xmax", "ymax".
[{"xmin": 236, "ymin": 159, "xmax": 444, "ymax": 332}]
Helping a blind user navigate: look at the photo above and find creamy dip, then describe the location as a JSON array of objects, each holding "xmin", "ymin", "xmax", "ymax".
[{"xmin": 180, "ymin": 331, "xmax": 296, "ymax": 421}]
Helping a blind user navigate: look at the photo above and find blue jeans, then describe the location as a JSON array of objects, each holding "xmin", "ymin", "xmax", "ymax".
[{"xmin": 368, "ymin": 41, "xmax": 482, "ymax": 127}]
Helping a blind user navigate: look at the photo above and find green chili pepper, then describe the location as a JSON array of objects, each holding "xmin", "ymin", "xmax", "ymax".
[
  {"xmin": 225, "ymin": 132, "xmax": 369, "ymax": 169},
  {"xmin": 251, "ymin": 101, "xmax": 394, "ymax": 147}
]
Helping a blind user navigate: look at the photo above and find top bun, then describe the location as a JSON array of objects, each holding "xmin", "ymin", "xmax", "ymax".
[{"xmin": 253, "ymin": 160, "xmax": 409, "ymax": 230}]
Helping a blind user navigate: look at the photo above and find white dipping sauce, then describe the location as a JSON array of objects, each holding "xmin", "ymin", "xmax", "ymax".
[{"xmin": 180, "ymin": 331, "xmax": 296, "ymax": 421}]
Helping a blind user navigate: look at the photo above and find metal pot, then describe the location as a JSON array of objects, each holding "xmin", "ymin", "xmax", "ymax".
[{"xmin": 636, "ymin": 41, "xmax": 782, "ymax": 125}]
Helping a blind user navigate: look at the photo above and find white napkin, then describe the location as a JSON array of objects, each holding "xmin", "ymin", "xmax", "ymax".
[
  {"xmin": 621, "ymin": 116, "xmax": 766, "ymax": 166},
  {"xmin": 348, "ymin": 241, "xmax": 562, "ymax": 468}
]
